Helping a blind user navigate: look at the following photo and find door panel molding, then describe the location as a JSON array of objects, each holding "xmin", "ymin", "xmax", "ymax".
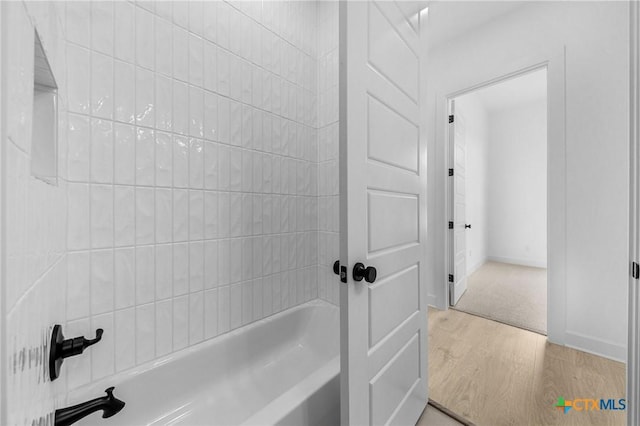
[{"xmin": 340, "ymin": 1, "xmax": 428, "ymax": 424}]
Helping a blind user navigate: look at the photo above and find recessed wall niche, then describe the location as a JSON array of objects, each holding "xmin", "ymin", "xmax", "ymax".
[{"xmin": 31, "ymin": 30, "xmax": 58, "ymax": 185}]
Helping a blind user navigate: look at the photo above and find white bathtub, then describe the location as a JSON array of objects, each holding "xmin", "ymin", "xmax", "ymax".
[{"xmin": 72, "ymin": 300, "xmax": 340, "ymax": 426}]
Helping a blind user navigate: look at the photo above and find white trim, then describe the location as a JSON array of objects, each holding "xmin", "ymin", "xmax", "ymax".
[
  {"xmin": 438, "ymin": 50, "xmax": 567, "ymax": 348},
  {"xmin": 628, "ymin": 1, "xmax": 639, "ymax": 424},
  {"xmin": 486, "ymin": 256, "xmax": 547, "ymax": 269},
  {"xmin": 565, "ymin": 331, "xmax": 626, "ymax": 364},
  {"xmin": 0, "ymin": 2, "xmax": 6, "ymax": 424}
]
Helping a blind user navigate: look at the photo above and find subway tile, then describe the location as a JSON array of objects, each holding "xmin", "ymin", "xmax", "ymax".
[
  {"xmin": 218, "ymin": 239, "xmax": 230, "ymax": 287},
  {"xmin": 216, "ymin": 1, "xmax": 230, "ymax": 49},
  {"xmin": 188, "ymin": 1, "xmax": 204, "ymax": 35},
  {"xmin": 135, "ymin": 187, "xmax": 155, "ymax": 245},
  {"xmin": 189, "ymin": 86, "xmax": 204, "ymax": 139},
  {"xmin": 189, "ymin": 138, "xmax": 204, "ymax": 188},
  {"xmin": 217, "ymin": 285, "xmax": 230, "ymax": 334},
  {"xmin": 217, "ymin": 49, "xmax": 230, "ymax": 97},
  {"xmin": 91, "ymin": 52, "xmax": 114, "ymax": 119},
  {"xmin": 135, "ymin": 6, "xmax": 155, "ymax": 70},
  {"xmin": 173, "ymin": 296, "xmax": 188, "ymax": 350},
  {"xmin": 90, "ymin": 184, "xmax": 114, "ymax": 248},
  {"xmin": 114, "ymin": 2, "xmax": 135, "ymax": 62},
  {"xmin": 156, "ymin": 244, "xmax": 173, "ymax": 300},
  {"xmin": 173, "ymin": 242, "xmax": 189, "ymax": 296},
  {"xmin": 68, "ymin": 183, "xmax": 90, "ymax": 250},
  {"xmin": 242, "ymin": 237, "xmax": 253, "ymax": 282},
  {"xmin": 156, "ymin": 131, "xmax": 173, "ymax": 187},
  {"xmin": 136, "ymin": 246, "xmax": 155, "ymax": 305},
  {"xmin": 91, "ymin": 249, "xmax": 114, "ymax": 315},
  {"xmin": 241, "ymin": 281, "xmax": 252, "ymax": 325},
  {"xmin": 203, "ymin": 1, "xmax": 217, "ymax": 42},
  {"xmin": 172, "ymin": 135, "xmax": 189, "ymax": 188},
  {"xmin": 155, "ymin": 299, "xmax": 173, "ymax": 357},
  {"xmin": 173, "ymin": 81, "xmax": 189, "ymax": 136},
  {"xmin": 135, "ymin": 68, "xmax": 155, "ymax": 128},
  {"xmin": 173, "ymin": 189, "xmax": 188, "ymax": 242},
  {"xmin": 252, "ymin": 279, "xmax": 263, "ymax": 321},
  {"xmin": 172, "ymin": 0, "xmax": 189, "ymax": 29},
  {"xmin": 203, "ymin": 92, "xmax": 218, "ymax": 142},
  {"xmin": 115, "ymin": 247, "xmax": 135, "ymax": 310},
  {"xmin": 204, "ymin": 288, "xmax": 218, "ymax": 339},
  {"xmin": 136, "ymin": 303, "xmax": 155, "ymax": 364},
  {"xmin": 114, "ymin": 60, "xmax": 136, "ymax": 124},
  {"xmin": 204, "ymin": 191, "xmax": 218, "ymax": 239},
  {"xmin": 229, "ymin": 193, "xmax": 242, "ymax": 238},
  {"xmin": 67, "ymin": 1, "xmax": 91, "ymax": 47},
  {"xmin": 203, "ymin": 42, "xmax": 218, "ymax": 94},
  {"xmin": 189, "ymin": 190, "xmax": 204, "ymax": 240},
  {"xmin": 173, "ymin": 26, "xmax": 189, "ymax": 82},
  {"xmin": 189, "ymin": 241, "xmax": 204, "ymax": 292},
  {"xmin": 67, "ymin": 251, "xmax": 90, "ymax": 320},
  {"xmin": 156, "ymin": 76, "xmax": 173, "ymax": 133},
  {"xmin": 155, "ymin": 16, "xmax": 173, "ymax": 77},
  {"xmin": 91, "ymin": 119, "xmax": 114, "ymax": 184},
  {"xmin": 115, "ymin": 308, "xmax": 136, "ymax": 372},
  {"xmin": 67, "ymin": 114, "xmax": 91, "ymax": 182},
  {"xmin": 67, "ymin": 44, "xmax": 90, "ymax": 114},
  {"xmin": 203, "ymin": 142, "xmax": 218, "ymax": 191},
  {"xmin": 229, "ymin": 147, "xmax": 242, "ymax": 192},
  {"xmin": 188, "ymin": 33, "xmax": 203, "ymax": 87},
  {"xmin": 241, "ymin": 193, "xmax": 252, "ymax": 237},
  {"xmin": 155, "ymin": 188, "xmax": 172, "ymax": 244},
  {"xmin": 189, "ymin": 292, "xmax": 204, "ymax": 344},
  {"xmin": 136, "ymin": 128, "xmax": 155, "ymax": 186},
  {"xmin": 229, "ymin": 238, "xmax": 242, "ymax": 285},
  {"xmin": 229, "ymin": 100, "xmax": 242, "ymax": 147},
  {"xmin": 114, "ymin": 186, "xmax": 135, "ymax": 247},
  {"xmin": 229, "ymin": 283, "xmax": 241, "ymax": 330},
  {"xmin": 204, "ymin": 240, "xmax": 218, "ymax": 289}
]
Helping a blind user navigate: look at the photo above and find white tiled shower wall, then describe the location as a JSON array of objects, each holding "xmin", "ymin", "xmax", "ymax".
[
  {"xmin": 316, "ymin": 0, "xmax": 339, "ymax": 305},
  {"xmin": 3, "ymin": 1, "xmax": 339, "ymax": 424}
]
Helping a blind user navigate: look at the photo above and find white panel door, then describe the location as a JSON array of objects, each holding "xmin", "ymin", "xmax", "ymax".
[
  {"xmin": 339, "ymin": 1, "xmax": 428, "ymax": 425},
  {"xmin": 450, "ymin": 101, "xmax": 468, "ymax": 305}
]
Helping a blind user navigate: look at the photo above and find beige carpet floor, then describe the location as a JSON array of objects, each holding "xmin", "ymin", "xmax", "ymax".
[{"xmin": 453, "ymin": 261, "xmax": 547, "ymax": 334}]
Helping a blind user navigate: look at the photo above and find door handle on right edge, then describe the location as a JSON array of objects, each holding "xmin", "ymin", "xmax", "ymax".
[{"xmin": 353, "ymin": 263, "xmax": 377, "ymax": 283}]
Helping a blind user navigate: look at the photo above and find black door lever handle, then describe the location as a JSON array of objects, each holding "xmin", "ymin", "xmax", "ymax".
[{"xmin": 465, "ymin": 224, "xmax": 472, "ymax": 229}]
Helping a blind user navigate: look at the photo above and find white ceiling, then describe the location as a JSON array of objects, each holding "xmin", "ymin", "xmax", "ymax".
[
  {"xmin": 426, "ymin": 1, "xmax": 526, "ymax": 49},
  {"xmin": 458, "ymin": 68, "xmax": 547, "ymax": 111}
]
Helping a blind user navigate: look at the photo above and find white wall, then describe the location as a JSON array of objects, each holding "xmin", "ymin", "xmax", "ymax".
[
  {"xmin": 2, "ymin": 1, "xmax": 332, "ymax": 423},
  {"xmin": 455, "ymin": 94, "xmax": 489, "ymax": 275},
  {"xmin": 426, "ymin": 2, "xmax": 629, "ymax": 361},
  {"xmin": 488, "ymin": 99, "xmax": 547, "ymax": 268}
]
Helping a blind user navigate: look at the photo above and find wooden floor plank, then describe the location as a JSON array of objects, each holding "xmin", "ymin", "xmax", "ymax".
[{"xmin": 429, "ymin": 308, "xmax": 626, "ymax": 426}]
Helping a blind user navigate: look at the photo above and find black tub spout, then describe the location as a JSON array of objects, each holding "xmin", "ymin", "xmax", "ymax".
[{"xmin": 55, "ymin": 387, "xmax": 125, "ymax": 426}]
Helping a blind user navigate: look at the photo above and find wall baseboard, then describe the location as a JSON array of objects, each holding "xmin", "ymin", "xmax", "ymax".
[
  {"xmin": 487, "ymin": 255, "xmax": 547, "ymax": 269},
  {"xmin": 565, "ymin": 330, "xmax": 626, "ymax": 363}
]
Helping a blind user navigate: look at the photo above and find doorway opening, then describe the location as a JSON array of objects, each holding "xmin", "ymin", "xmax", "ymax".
[{"xmin": 447, "ymin": 68, "xmax": 548, "ymax": 335}]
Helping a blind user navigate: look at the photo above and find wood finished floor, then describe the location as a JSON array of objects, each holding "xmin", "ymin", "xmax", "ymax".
[{"xmin": 428, "ymin": 308, "xmax": 626, "ymax": 426}]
